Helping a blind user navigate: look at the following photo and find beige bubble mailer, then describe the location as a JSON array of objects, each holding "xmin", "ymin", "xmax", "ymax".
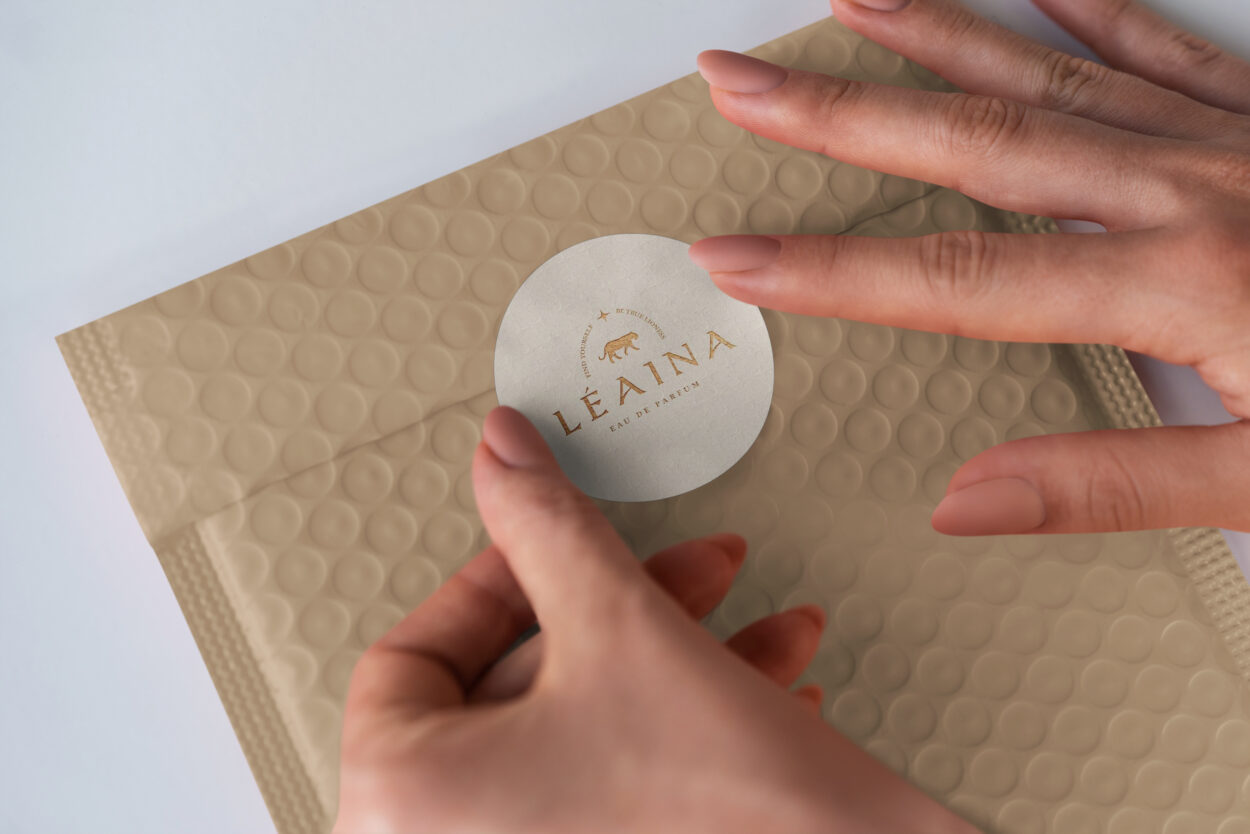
[{"xmin": 58, "ymin": 17, "xmax": 1250, "ymax": 834}]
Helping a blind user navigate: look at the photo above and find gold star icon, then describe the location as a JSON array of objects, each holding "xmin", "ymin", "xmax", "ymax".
[{"xmin": 597, "ymin": 310, "xmax": 610, "ymax": 321}]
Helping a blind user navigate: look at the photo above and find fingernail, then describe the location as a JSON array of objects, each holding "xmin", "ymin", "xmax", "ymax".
[
  {"xmin": 707, "ymin": 532, "xmax": 749, "ymax": 569},
  {"xmin": 481, "ymin": 406, "xmax": 550, "ymax": 469},
  {"xmin": 793, "ymin": 604, "xmax": 827, "ymax": 631},
  {"xmin": 688, "ymin": 235, "xmax": 781, "ymax": 272},
  {"xmin": 697, "ymin": 50, "xmax": 788, "ymax": 94},
  {"xmin": 841, "ymin": 0, "xmax": 911, "ymax": 11},
  {"xmin": 932, "ymin": 478, "xmax": 1046, "ymax": 536}
]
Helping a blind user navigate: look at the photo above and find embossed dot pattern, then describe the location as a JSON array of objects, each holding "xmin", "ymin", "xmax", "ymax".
[{"xmin": 57, "ymin": 16, "xmax": 1250, "ymax": 834}]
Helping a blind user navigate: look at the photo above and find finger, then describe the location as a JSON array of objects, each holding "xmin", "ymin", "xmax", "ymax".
[
  {"xmin": 794, "ymin": 685, "xmax": 825, "ymax": 717},
  {"xmin": 725, "ymin": 606, "xmax": 826, "ymax": 688},
  {"xmin": 473, "ymin": 407, "xmax": 668, "ymax": 644},
  {"xmin": 470, "ymin": 533, "xmax": 748, "ymax": 702},
  {"xmin": 691, "ymin": 231, "xmax": 1169, "ymax": 350},
  {"xmin": 643, "ymin": 533, "xmax": 748, "ymax": 618},
  {"xmin": 344, "ymin": 545, "xmax": 534, "ymax": 717},
  {"xmin": 697, "ymin": 50, "xmax": 1177, "ymax": 227},
  {"xmin": 1034, "ymin": 0, "xmax": 1250, "ymax": 115},
  {"xmin": 828, "ymin": 0, "xmax": 1240, "ymax": 140},
  {"xmin": 932, "ymin": 422, "xmax": 1250, "ymax": 535}
]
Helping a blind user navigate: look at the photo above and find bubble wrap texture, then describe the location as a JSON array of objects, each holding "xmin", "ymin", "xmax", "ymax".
[{"xmin": 57, "ymin": 16, "xmax": 1250, "ymax": 834}]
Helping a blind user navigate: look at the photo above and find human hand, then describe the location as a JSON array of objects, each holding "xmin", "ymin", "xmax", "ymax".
[
  {"xmin": 690, "ymin": 0, "xmax": 1250, "ymax": 536},
  {"xmin": 334, "ymin": 406, "xmax": 973, "ymax": 834}
]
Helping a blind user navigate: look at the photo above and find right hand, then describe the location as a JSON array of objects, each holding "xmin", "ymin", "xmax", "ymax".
[
  {"xmin": 334, "ymin": 407, "xmax": 974, "ymax": 834},
  {"xmin": 691, "ymin": 0, "xmax": 1250, "ymax": 537}
]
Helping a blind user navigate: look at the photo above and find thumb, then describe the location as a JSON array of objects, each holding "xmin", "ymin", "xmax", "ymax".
[
  {"xmin": 932, "ymin": 423, "xmax": 1250, "ymax": 535},
  {"xmin": 472, "ymin": 406, "xmax": 655, "ymax": 640}
]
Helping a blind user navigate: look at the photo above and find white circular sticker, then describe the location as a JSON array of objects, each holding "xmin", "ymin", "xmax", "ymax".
[{"xmin": 494, "ymin": 234, "xmax": 774, "ymax": 502}]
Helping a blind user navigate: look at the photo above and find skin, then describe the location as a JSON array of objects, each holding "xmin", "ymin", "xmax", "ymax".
[
  {"xmin": 334, "ymin": 407, "xmax": 973, "ymax": 834},
  {"xmin": 336, "ymin": 2, "xmax": 1250, "ymax": 831},
  {"xmin": 693, "ymin": 0, "xmax": 1250, "ymax": 535}
]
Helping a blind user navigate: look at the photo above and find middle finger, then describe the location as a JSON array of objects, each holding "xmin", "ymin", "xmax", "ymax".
[{"xmin": 698, "ymin": 50, "xmax": 1180, "ymax": 229}]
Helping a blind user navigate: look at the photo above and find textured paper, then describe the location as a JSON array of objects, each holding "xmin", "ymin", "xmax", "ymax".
[
  {"xmin": 495, "ymin": 233, "xmax": 774, "ymax": 501},
  {"xmin": 57, "ymin": 16, "xmax": 1250, "ymax": 834}
]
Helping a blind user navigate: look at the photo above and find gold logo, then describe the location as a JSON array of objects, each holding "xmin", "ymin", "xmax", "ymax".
[
  {"xmin": 599, "ymin": 331, "xmax": 640, "ymax": 364},
  {"xmin": 553, "ymin": 314, "xmax": 737, "ymax": 437}
]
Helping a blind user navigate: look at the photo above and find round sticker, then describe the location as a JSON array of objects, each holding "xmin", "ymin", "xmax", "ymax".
[{"xmin": 494, "ymin": 234, "xmax": 774, "ymax": 502}]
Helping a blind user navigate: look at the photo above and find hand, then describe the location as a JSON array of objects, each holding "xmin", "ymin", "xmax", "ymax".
[
  {"xmin": 334, "ymin": 407, "xmax": 972, "ymax": 834},
  {"xmin": 690, "ymin": 0, "xmax": 1250, "ymax": 536}
]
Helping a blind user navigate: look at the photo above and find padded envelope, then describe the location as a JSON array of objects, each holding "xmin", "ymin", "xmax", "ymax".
[{"xmin": 58, "ymin": 17, "xmax": 1250, "ymax": 834}]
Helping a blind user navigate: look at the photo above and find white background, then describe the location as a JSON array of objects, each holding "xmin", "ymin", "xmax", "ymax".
[{"xmin": 2, "ymin": 1, "xmax": 1247, "ymax": 831}]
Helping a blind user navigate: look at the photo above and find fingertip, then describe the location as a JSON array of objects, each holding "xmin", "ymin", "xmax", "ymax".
[
  {"xmin": 932, "ymin": 478, "xmax": 1047, "ymax": 536},
  {"xmin": 696, "ymin": 50, "xmax": 788, "ymax": 94},
  {"xmin": 705, "ymin": 532, "xmax": 748, "ymax": 569},
  {"xmin": 474, "ymin": 408, "xmax": 551, "ymax": 514},
  {"xmin": 481, "ymin": 406, "xmax": 552, "ymax": 470},
  {"xmin": 828, "ymin": 0, "xmax": 869, "ymax": 22},
  {"xmin": 471, "ymin": 437, "xmax": 506, "ymax": 510},
  {"xmin": 688, "ymin": 235, "xmax": 781, "ymax": 273},
  {"xmin": 831, "ymin": 0, "xmax": 913, "ymax": 14},
  {"xmin": 942, "ymin": 436, "xmax": 1043, "ymax": 496},
  {"xmin": 793, "ymin": 604, "xmax": 827, "ymax": 633},
  {"xmin": 794, "ymin": 684, "xmax": 825, "ymax": 715}
]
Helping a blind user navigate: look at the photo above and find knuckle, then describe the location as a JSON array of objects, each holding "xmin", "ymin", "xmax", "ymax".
[
  {"xmin": 1038, "ymin": 52, "xmax": 1110, "ymax": 112},
  {"xmin": 1144, "ymin": 146, "xmax": 1250, "ymax": 216},
  {"xmin": 1208, "ymin": 150, "xmax": 1250, "ymax": 196},
  {"xmin": 813, "ymin": 233, "xmax": 855, "ymax": 274},
  {"xmin": 918, "ymin": 231, "xmax": 998, "ymax": 307},
  {"xmin": 816, "ymin": 77, "xmax": 860, "ymax": 141},
  {"xmin": 1079, "ymin": 447, "xmax": 1150, "ymax": 531},
  {"xmin": 1095, "ymin": 0, "xmax": 1136, "ymax": 35},
  {"xmin": 489, "ymin": 468, "xmax": 614, "ymax": 548},
  {"xmin": 936, "ymin": 2, "xmax": 981, "ymax": 44},
  {"xmin": 1173, "ymin": 148, "xmax": 1250, "ymax": 204},
  {"xmin": 532, "ymin": 480, "xmax": 603, "ymax": 531},
  {"xmin": 943, "ymin": 94, "xmax": 1029, "ymax": 157},
  {"xmin": 1162, "ymin": 29, "xmax": 1224, "ymax": 72}
]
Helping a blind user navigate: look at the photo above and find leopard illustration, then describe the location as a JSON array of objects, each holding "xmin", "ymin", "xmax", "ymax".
[{"xmin": 599, "ymin": 331, "xmax": 640, "ymax": 364}]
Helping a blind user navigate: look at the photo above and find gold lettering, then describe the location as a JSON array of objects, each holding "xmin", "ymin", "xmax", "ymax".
[
  {"xmin": 617, "ymin": 376, "xmax": 645, "ymax": 405},
  {"xmin": 553, "ymin": 410, "xmax": 582, "ymax": 436},
  {"xmin": 581, "ymin": 388, "xmax": 608, "ymax": 421},
  {"xmin": 708, "ymin": 330, "xmax": 736, "ymax": 357},
  {"xmin": 663, "ymin": 343, "xmax": 699, "ymax": 376},
  {"xmin": 643, "ymin": 361, "xmax": 663, "ymax": 386}
]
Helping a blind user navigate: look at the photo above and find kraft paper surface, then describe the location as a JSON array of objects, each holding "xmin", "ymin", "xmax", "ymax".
[{"xmin": 58, "ymin": 17, "xmax": 1250, "ymax": 834}]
